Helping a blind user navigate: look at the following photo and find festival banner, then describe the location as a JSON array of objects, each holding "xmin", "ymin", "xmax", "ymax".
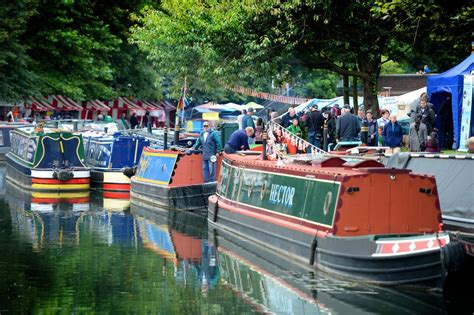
[{"xmin": 459, "ymin": 75, "xmax": 473, "ymax": 151}]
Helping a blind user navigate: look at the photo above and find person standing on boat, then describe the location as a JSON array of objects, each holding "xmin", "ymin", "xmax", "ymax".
[
  {"xmin": 194, "ymin": 121, "xmax": 222, "ymax": 182},
  {"xmin": 242, "ymin": 107, "xmax": 256, "ymax": 144},
  {"xmin": 224, "ymin": 127, "xmax": 254, "ymax": 154},
  {"xmin": 383, "ymin": 114, "xmax": 403, "ymax": 154}
]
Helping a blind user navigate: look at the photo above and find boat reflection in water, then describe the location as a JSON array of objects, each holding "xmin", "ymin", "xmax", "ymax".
[
  {"xmin": 3, "ymin": 182, "xmax": 455, "ymax": 313},
  {"xmin": 6, "ymin": 181, "xmax": 90, "ymax": 249},
  {"xmin": 210, "ymin": 227, "xmax": 449, "ymax": 314},
  {"xmin": 130, "ymin": 204, "xmax": 218, "ymax": 292}
]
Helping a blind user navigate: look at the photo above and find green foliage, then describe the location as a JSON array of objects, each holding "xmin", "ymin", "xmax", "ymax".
[
  {"xmin": 0, "ymin": 0, "xmax": 164, "ymax": 101},
  {"xmin": 0, "ymin": 1, "xmax": 38, "ymax": 101},
  {"xmin": 380, "ymin": 56, "xmax": 411, "ymax": 74},
  {"xmin": 293, "ymin": 70, "xmax": 338, "ymax": 99}
]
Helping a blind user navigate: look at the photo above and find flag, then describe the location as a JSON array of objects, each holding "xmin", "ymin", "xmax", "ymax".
[{"xmin": 177, "ymin": 96, "xmax": 188, "ymax": 110}]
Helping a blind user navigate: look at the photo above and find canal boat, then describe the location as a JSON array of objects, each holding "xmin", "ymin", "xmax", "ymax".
[
  {"xmin": 130, "ymin": 147, "xmax": 222, "ymax": 211},
  {"xmin": 6, "ymin": 125, "xmax": 90, "ymax": 192},
  {"xmin": 208, "ymin": 153, "xmax": 466, "ymax": 289},
  {"xmin": 0, "ymin": 122, "xmax": 31, "ymax": 160},
  {"xmin": 83, "ymin": 132, "xmax": 150, "ymax": 194}
]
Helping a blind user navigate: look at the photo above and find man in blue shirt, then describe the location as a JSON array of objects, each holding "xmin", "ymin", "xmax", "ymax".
[
  {"xmin": 194, "ymin": 121, "xmax": 222, "ymax": 182},
  {"xmin": 224, "ymin": 127, "xmax": 254, "ymax": 154}
]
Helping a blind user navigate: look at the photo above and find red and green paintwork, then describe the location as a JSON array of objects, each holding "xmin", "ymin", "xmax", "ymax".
[
  {"xmin": 218, "ymin": 160, "xmax": 340, "ymax": 228},
  {"xmin": 216, "ymin": 154, "xmax": 442, "ymax": 237}
]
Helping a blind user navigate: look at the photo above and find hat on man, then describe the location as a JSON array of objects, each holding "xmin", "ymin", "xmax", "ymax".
[
  {"xmin": 343, "ymin": 104, "xmax": 350, "ymax": 110},
  {"xmin": 311, "ymin": 104, "xmax": 318, "ymax": 110},
  {"xmin": 203, "ymin": 121, "xmax": 210, "ymax": 126},
  {"xmin": 247, "ymin": 107, "xmax": 255, "ymax": 113}
]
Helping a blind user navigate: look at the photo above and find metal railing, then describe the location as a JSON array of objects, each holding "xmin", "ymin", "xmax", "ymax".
[{"xmin": 267, "ymin": 120, "xmax": 328, "ymax": 155}]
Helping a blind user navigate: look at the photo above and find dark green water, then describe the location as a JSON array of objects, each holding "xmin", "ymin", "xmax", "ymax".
[{"xmin": 0, "ymin": 167, "xmax": 469, "ymax": 314}]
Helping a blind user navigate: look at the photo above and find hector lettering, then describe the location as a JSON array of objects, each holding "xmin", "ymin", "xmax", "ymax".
[{"xmin": 268, "ymin": 184, "xmax": 295, "ymax": 207}]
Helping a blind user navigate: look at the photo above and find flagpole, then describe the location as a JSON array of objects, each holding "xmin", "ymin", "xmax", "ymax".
[{"xmin": 174, "ymin": 76, "xmax": 186, "ymax": 146}]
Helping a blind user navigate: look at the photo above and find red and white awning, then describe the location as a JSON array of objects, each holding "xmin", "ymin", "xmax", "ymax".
[
  {"xmin": 50, "ymin": 95, "xmax": 83, "ymax": 111},
  {"xmin": 84, "ymin": 100, "xmax": 110, "ymax": 111},
  {"xmin": 29, "ymin": 97, "xmax": 55, "ymax": 111},
  {"xmin": 116, "ymin": 97, "xmax": 141, "ymax": 110},
  {"xmin": 139, "ymin": 100, "xmax": 162, "ymax": 111},
  {"xmin": 160, "ymin": 100, "xmax": 176, "ymax": 111}
]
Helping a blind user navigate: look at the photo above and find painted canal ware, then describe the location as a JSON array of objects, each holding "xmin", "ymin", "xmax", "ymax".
[
  {"xmin": 83, "ymin": 132, "xmax": 149, "ymax": 194},
  {"xmin": 131, "ymin": 147, "xmax": 222, "ymax": 211},
  {"xmin": 209, "ymin": 154, "xmax": 466, "ymax": 289},
  {"xmin": 6, "ymin": 126, "xmax": 90, "ymax": 191}
]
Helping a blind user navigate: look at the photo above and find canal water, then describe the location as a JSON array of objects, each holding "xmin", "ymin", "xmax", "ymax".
[{"xmin": 0, "ymin": 165, "xmax": 469, "ymax": 314}]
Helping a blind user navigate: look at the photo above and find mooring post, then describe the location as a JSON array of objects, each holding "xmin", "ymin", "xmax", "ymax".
[
  {"xmin": 163, "ymin": 126, "xmax": 168, "ymax": 150},
  {"xmin": 73, "ymin": 121, "xmax": 78, "ymax": 132}
]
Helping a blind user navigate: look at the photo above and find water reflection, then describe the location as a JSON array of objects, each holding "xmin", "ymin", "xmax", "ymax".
[{"xmin": 0, "ymin": 167, "xmax": 456, "ymax": 314}]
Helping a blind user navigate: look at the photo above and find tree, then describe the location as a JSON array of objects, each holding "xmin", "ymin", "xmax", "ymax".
[
  {"xmin": 0, "ymin": 1, "xmax": 38, "ymax": 101},
  {"xmin": 132, "ymin": 0, "xmax": 471, "ymax": 114}
]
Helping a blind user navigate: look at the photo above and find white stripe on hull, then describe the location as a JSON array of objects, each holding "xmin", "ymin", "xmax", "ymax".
[
  {"xmin": 31, "ymin": 170, "xmax": 90, "ymax": 179},
  {"xmin": 103, "ymin": 171, "xmax": 131, "ymax": 184}
]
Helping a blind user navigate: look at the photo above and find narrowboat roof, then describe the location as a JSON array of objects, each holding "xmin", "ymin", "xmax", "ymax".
[
  {"xmin": 223, "ymin": 153, "xmax": 428, "ymax": 180},
  {"xmin": 12, "ymin": 126, "xmax": 83, "ymax": 136}
]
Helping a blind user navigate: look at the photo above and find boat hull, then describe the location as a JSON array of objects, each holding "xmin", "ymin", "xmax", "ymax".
[
  {"xmin": 90, "ymin": 169, "xmax": 131, "ymax": 192},
  {"xmin": 6, "ymin": 156, "xmax": 90, "ymax": 192},
  {"xmin": 131, "ymin": 176, "xmax": 216, "ymax": 211},
  {"xmin": 208, "ymin": 195, "xmax": 453, "ymax": 289}
]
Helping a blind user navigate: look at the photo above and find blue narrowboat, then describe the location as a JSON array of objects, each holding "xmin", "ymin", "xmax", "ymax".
[{"xmin": 83, "ymin": 132, "xmax": 150, "ymax": 194}]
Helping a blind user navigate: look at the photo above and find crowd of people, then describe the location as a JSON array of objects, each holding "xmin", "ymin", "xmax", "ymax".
[{"xmin": 266, "ymin": 91, "xmax": 443, "ymax": 154}]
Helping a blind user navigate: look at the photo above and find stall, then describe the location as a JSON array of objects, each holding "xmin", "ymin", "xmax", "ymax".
[{"xmin": 427, "ymin": 54, "xmax": 474, "ymax": 149}]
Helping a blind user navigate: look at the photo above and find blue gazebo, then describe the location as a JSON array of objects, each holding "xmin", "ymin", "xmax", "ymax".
[{"xmin": 427, "ymin": 54, "xmax": 474, "ymax": 149}]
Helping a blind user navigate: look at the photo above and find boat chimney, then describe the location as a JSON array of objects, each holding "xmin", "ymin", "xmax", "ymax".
[
  {"xmin": 323, "ymin": 122, "xmax": 328, "ymax": 151},
  {"xmin": 262, "ymin": 131, "xmax": 268, "ymax": 160},
  {"xmin": 174, "ymin": 124, "xmax": 180, "ymax": 145},
  {"xmin": 163, "ymin": 126, "xmax": 168, "ymax": 150},
  {"xmin": 147, "ymin": 121, "xmax": 152, "ymax": 134}
]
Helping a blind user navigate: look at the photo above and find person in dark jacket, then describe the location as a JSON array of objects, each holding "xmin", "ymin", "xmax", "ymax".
[
  {"xmin": 281, "ymin": 107, "xmax": 297, "ymax": 128},
  {"xmin": 382, "ymin": 114, "xmax": 403, "ymax": 154},
  {"xmin": 307, "ymin": 105, "xmax": 324, "ymax": 148},
  {"xmin": 336, "ymin": 106, "xmax": 360, "ymax": 141},
  {"xmin": 364, "ymin": 110, "xmax": 378, "ymax": 146},
  {"xmin": 194, "ymin": 121, "xmax": 222, "ymax": 182},
  {"xmin": 416, "ymin": 98, "xmax": 436, "ymax": 134},
  {"xmin": 130, "ymin": 112, "xmax": 139, "ymax": 129},
  {"xmin": 224, "ymin": 127, "xmax": 254, "ymax": 153}
]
